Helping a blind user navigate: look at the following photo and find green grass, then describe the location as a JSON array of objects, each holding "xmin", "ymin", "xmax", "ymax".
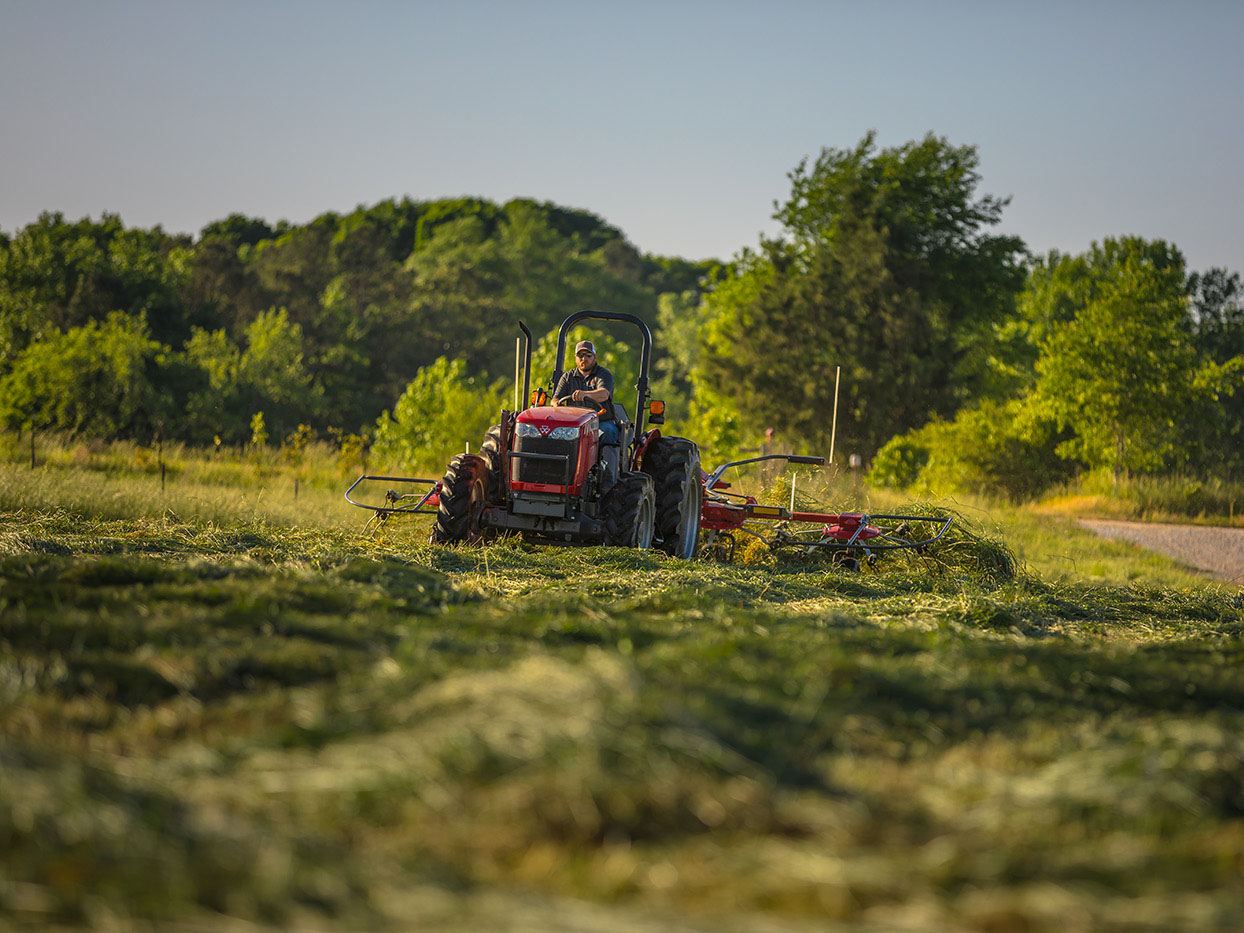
[
  {"xmin": 1037, "ymin": 470, "xmax": 1244, "ymax": 528},
  {"xmin": 2, "ymin": 449, "xmax": 1242, "ymax": 930}
]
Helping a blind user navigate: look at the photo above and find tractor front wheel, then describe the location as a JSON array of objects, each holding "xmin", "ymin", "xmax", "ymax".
[
  {"xmin": 431, "ymin": 454, "xmax": 492, "ymax": 545},
  {"xmin": 480, "ymin": 423, "xmax": 503, "ymax": 485},
  {"xmin": 643, "ymin": 437, "xmax": 702, "ymax": 559},
  {"xmin": 603, "ymin": 472, "xmax": 656, "ymax": 549}
]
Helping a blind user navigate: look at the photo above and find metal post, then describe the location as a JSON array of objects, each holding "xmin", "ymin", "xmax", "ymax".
[
  {"xmin": 829, "ymin": 365, "xmax": 841, "ymax": 465},
  {"xmin": 789, "ymin": 473, "xmax": 797, "ymax": 512},
  {"xmin": 514, "ymin": 336, "xmax": 521, "ymax": 411}
]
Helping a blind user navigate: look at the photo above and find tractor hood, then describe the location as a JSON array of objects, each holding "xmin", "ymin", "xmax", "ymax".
[{"xmin": 517, "ymin": 406, "xmax": 598, "ymax": 431}]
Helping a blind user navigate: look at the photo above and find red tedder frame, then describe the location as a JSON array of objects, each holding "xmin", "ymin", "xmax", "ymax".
[{"xmin": 698, "ymin": 454, "xmax": 952, "ymax": 563}]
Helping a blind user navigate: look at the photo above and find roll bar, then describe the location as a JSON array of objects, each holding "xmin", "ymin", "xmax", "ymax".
[{"xmin": 550, "ymin": 310, "xmax": 654, "ymax": 440}]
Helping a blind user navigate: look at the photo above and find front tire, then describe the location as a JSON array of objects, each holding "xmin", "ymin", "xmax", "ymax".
[
  {"xmin": 603, "ymin": 473, "xmax": 656, "ymax": 549},
  {"xmin": 480, "ymin": 423, "xmax": 503, "ymax": 485},
  {"xmin": 431, "ymin": 454, "xmax": 492, "ymax": 545},
  {"xmin": 643, "ymin": 437, "xmax": 702, "ymax": 559}
]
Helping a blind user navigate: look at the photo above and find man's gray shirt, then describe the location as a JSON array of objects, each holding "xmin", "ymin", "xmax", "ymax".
[{"xmin": 553, "ymin": 365, "xmax": 614, "ymax": 419}]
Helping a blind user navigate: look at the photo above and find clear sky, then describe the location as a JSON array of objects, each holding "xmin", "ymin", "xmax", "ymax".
[{"xmin": 2, "ymin": 0, "xmax": 1241, "ymax": 271}]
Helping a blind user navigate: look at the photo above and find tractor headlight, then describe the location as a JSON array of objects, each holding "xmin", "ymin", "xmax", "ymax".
[{"xmin": 514, "ymin": 423, "xmax": 580, "ymax": 440}]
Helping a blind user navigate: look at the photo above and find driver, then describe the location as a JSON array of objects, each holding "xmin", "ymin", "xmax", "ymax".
[{"xmin": 553, "ymin": 340, "xmax": 618, "ymax": 447}]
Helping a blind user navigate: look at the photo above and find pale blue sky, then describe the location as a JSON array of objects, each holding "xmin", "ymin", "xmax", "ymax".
[{"xmin": 2, "ymin": 0, "xmax": 1241, "ymax": 271}]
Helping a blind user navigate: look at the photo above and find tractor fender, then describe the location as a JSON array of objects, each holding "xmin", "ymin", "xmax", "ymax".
[{"xmin": 631, "ymin": 428, "xmax": 662, "ymax": 471}]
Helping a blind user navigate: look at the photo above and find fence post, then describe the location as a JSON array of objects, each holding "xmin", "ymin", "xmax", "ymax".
[
  {"xmin": 157, "ymin": 431, "xmax": 165, "ymax": 491},
  {"xmin": 30, "ymin": 429, "xmax": 35, "ymax": 469}
]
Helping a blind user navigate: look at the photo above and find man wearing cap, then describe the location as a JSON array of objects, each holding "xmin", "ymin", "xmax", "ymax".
[{"xmin": 554, "ymin": 340, "xmax": 621, "ymax": 481}]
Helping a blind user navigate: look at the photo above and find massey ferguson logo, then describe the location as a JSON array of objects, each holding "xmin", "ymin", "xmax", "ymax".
[{"xmin": 538, "ymin": 425, "xmax": 552, "ymax": 437}]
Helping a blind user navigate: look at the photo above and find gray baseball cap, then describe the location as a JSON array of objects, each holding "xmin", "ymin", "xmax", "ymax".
[{"xmin": 574, "ymin": 340, "xmax": 596, "ymax": 355}]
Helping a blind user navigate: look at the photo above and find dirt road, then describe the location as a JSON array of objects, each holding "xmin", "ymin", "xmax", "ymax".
[{"xmin": 1081, "ymin": 519, "xmax": 1244, "ymax": 585}]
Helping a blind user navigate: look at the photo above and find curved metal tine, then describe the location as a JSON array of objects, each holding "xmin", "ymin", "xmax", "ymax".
[
  {"xmin": 878, "ymin": 515, "xmax": 953, "ymax": 550},
  {"xmin": 345, "ymin": 474, "xmax": 439, "ymax": 514}
]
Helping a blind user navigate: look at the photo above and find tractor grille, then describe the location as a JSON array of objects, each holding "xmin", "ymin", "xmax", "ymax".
[{"xmin": 513, "ymin": 435, "xmax": 578, "ymax": 486}]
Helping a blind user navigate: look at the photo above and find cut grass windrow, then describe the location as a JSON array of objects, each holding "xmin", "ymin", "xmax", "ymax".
[{"xmin": 1, "ymin": 490, "xmax": 1242, "ymax": 931}]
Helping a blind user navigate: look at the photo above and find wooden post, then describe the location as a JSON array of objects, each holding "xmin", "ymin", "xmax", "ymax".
[
  {"xmin": 30, "ymin": 429, "xmax": 35, "ymax": 469},
  {"xmin": 294, "ymin": 477, "xmax": 300, "ymax": 500},
  {"xmin": 157, "ymin": 432, "xmax": 165, "ymax": 491}
]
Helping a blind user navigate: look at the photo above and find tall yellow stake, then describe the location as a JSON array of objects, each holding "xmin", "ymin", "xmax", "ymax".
[{"xmin": 829, "ymin": 365, "xmax": 841, "ymax": 464}]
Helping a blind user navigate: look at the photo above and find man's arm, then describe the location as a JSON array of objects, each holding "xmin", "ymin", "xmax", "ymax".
[
  {"xmin": 583, "ymin": 369, "xmax": 614, "ymax": 406},
  {"xmin": 570, "ymin": 369, "xmax": 612, "ymax": 405}
]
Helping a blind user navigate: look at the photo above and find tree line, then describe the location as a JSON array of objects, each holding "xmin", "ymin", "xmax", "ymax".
[
  {"xmin": 0, "ymin": 198, "xmax": 713, "ymax": 445},
  {"xmin": 2, "ymin": 132, "xmax": 1242, "ymax": 493}
]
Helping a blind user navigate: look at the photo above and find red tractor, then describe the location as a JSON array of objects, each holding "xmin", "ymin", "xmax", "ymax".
[
  {"xmin": 421, "ymin": 311, "xmax": 702, "ymax": 557},
  {"xmin": 346, "ymin": 310, "xmax": 950, "ymax": 565}
]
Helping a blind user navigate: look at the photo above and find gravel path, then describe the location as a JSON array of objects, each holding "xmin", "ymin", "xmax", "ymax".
[{"xmin": 1080, "ymin": 519, "xmax": 1244, "ymax": 585}]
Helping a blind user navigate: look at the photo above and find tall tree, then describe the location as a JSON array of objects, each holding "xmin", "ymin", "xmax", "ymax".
[
  {"xmin": 1030, "ymin": 240, "xmax": 1197, "ymax": 479},
  {"xmin": 696, "ymin": 132, "xmax": 1026, "ymax": 456}
]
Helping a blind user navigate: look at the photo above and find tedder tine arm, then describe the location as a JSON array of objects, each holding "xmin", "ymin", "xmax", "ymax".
[
  {"xmin": 704, "ymin": 453, "xmax": 825, "ymax": 493},
  {"xmin": 345, "ymin": 474, "xmax": 441, "ymax": 516}
]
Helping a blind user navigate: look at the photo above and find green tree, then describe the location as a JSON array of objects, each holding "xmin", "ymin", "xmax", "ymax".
[
  {"xmin": 869, "ymin": 398, "xmax": 1071, "ymax": 500},
  {"xmin": 1030, "ymin": 242, "xmax": 1197, "ymax": 479},
  {"xmin": 695, "ymin": 132, "xmax": 1026, "ymax": 458},
  {"xmin": 0, "ymin": 212, "xmax": 189, "ymax": 361},
  {"xmin": 372, "ymin": 357, "xmax": 508, "ymax": 471},
  {"xmin": 181, "ymin": 309, "xmax": 319, "ymax": 442},
  {"xmin": 1189, "ymin": 267, "xmax": 1244, "ymax": 363},
  {"xmin": 0, "ymin": 312, "xmax": 167, "ymax": 436}
]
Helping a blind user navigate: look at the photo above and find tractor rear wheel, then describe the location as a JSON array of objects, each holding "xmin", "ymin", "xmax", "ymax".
[
  {"xmin": 603, "ymin": 472, "xmax": 656, "ymax": 549},
  {"xmin": 431, "ymin": 454, "xmax": 492, "ymax": 545},
  {"xmin": 643, "ymin": 437, "xmax": 702, "ymax": 559}
]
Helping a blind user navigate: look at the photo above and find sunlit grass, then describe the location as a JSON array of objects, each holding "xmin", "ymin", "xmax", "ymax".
[{"xmin": 2, "ymin": 442, "xmax": 1241, "ymax": 929}]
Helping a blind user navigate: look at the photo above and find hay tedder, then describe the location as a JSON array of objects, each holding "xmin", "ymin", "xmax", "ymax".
[
  {"xmin": 346, "ymin": 310, "xmax": 951, "ymax": 565},
  {"xmin": 696, "ymin": 453, "xmax": 951, "ymax": 567}
]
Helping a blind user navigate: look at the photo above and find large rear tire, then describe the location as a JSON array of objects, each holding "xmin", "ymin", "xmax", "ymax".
[
  {"xmin": 603, "ymin": 472, "xmax": 656, "ymax": 549},
  {"xmin": 643, "ymin": 437, "xmax": 702, "ymax": 559},
  {"xmin": 431, "ymin": 454, "xmax": 492, "ymax": 545}
]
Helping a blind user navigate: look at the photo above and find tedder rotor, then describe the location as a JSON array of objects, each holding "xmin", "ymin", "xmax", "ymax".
[{"xmin": 697, "ymin": 453, "xmax": 952, "ymax": 568}]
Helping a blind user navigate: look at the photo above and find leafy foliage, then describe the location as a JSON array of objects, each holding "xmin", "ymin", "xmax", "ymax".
[
  {"xmin": 372, "ymin": 357, "xmax": 508, "ymax": 471},
  {"xmin": 870, "ymin": 399, "xmax": 1072, "ymax": 499},
  {"xmin": 3, "ymin": 140, "xmax": 1243, "ymax": 496},
  {"xmin": 0, "ymin": 312, "xmax": 167, "ymax": 437},
  {"xmin": 696, "ymin": 132, "xmax": 1027, "ymax": 457},
  {"xmin": 0, "ymin": 198, "xmax": 690, "ymax": 445},
  {"xmin": 1028, "ymin": 240, "xmax": 1229, "ymax": 479}
]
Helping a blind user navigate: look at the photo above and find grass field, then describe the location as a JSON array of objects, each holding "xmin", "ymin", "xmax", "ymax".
[{"xmin": 2, "ymin": 443, "xmax": 1242, "ymax": 931}]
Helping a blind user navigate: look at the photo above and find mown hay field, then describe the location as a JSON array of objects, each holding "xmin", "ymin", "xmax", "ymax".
[{"xmin": 1, "ymin": 447, "xmax": 1242, "ymax": 931}]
